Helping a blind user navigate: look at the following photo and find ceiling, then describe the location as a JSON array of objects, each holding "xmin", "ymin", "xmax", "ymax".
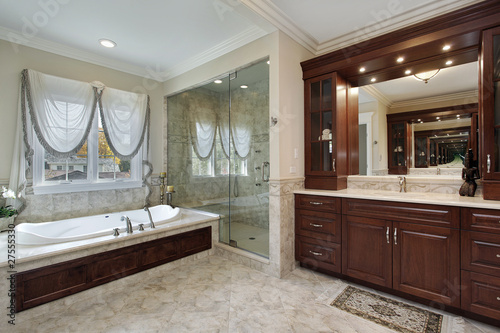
[{"xmin": 0, "ymin": 0, "xmax": 484, "ymax": 85}]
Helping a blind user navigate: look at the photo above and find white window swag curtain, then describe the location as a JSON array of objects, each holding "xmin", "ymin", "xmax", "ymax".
[
  {"xmin": 191, "ymin": 109, "xmax": 252, "ymax": 161},
  {"xmin": 9, "ymin": 69, "xmax": 152, "ymax": 213}
]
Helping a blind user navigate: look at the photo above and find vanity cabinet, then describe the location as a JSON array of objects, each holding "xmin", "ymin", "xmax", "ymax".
[
  {"xmin": 295, "ymin": 194, "xmax": 341, "ymax": 273},
  {"xmin": 342, "ymin": 198, "xmax": 461, "ymax": 307},
  {"xmin": 480, "ymin": 26, "xmax": 500, "ymax": 200},
  {"xmin": 461, "ymin": 207, "xmax": 500, "ymax": 318},
  {"xmin": 387, "ymin": 121, "xmax": 412, "ymax": 174},
  {"xmin": 304, "ymin": 72, "xmax": 350, "ymax": 190}
]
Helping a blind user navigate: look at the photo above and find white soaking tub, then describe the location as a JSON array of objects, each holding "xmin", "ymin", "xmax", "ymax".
[{"xmin": 15, "ymin": 205, "xmax": 180, "ymax": 245}]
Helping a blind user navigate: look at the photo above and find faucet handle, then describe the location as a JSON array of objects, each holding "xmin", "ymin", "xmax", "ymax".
[
  {"xmin": 113, "ymin": 228, "xmax": 120, "ymax": 236},
  {"xmin": 138, "ymin": 224, "xmax": 145, "ymax": 231}
]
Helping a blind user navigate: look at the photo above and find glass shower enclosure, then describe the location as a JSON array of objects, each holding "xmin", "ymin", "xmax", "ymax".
[{"xmin": 166, "ymin": 59, "xmax": 270, "ymax": 258}]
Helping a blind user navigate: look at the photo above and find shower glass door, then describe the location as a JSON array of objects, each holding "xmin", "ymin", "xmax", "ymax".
[
  {"xmin": 227, "ymin": 59, "xmax": 270, "ymax": 257},
  {"xmin": 166, "ymin": 58, "xmax": 269, "ymax": 258}
]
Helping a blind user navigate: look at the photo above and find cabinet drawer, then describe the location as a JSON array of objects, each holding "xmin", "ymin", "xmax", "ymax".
[
  {"xmin": 462, "ymin": 208, "xmax": 500, "ymax": 234},
  {"xmin": 462, "ymin": 270, "xmax": 500, "ymax": 320},
  {"xmin": 295, "ymin": 194, "xmax": 341, "ymax": 213},
  {"xmin": 343, "ymin": 198, "xmax": 459, "ymax": 228},
  {"xmin": 296, "ymin": 236, "xmax": 341, "ymax": 273},
  {"xmin": 295, "ymin": 209, "xmax": 341, "ymax": 242},
  {"xmin": 462, "ymin": 231, "xmax": 500, "ymax": 276}
]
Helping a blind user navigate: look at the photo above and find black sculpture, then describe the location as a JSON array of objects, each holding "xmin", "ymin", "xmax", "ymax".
[{"xmin": 459, "ymin": 148, "xmax": 480, "ymax": 197}]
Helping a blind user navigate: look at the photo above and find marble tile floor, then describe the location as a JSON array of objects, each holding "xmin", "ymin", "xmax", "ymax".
[
  {"xmin": 14, "ymin": 255, "xmax": 500, "ymax": 333},
  {"xmin": 224, "ymin": 222, "xmax": 269, "ymax": 258}
]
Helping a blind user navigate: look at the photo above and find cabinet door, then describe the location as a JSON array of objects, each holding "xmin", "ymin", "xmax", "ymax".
[
  {"xmin": 342, "ymin": 215, "xmax": 392, "ymax": 287},
  {"xmin": 481, "ymin": 27, "xmax": 500, "ymax": 181},
  {"xmin": 393, "ymin": 222, "xmax": 460, "ymax": 307}
]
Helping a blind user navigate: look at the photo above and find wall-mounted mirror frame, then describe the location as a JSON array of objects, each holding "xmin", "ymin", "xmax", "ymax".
[{"xmin": 301, "ymin": 0, "xmax": 500, "ymax": 179}]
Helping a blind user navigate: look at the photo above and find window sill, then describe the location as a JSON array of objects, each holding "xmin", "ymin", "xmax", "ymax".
[{"xmin": 33, "ymin": 180, "xmax": 143, "ymax": 195}]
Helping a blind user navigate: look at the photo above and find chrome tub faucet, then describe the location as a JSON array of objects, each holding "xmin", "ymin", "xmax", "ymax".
[
  {"xmin": 121, "ymin": 215, "xmax": 133, "ymax": 234},
  {"xmin": 144, "ymin": 206, "xmax": 155, "ymax": 229}
]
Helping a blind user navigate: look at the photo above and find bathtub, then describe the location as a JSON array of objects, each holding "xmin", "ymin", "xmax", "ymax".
[{"xmin": 15, "ymin": 205, "xmax": 181, "ymax": 245}]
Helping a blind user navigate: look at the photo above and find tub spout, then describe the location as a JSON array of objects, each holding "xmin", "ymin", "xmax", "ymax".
[
  {"xmin": 121, "ymin": 215, "xmax": 133, "ymax": 234},
  {"xmin": 144, "ymin": 206, "xmax": 155, "ymax": 229}
]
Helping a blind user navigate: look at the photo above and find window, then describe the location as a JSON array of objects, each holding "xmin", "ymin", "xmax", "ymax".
[
  {"xmin": 192, "ymin": 138, "xmax": 247, "ymax": 177},
  {"xmin": 33, "ymin": 103, "xmax": 142, "ymax": 194}
]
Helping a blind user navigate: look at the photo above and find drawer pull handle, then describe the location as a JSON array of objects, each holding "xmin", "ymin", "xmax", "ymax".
[
  {"xmin": 497, "ymin": 297, "xmax": 500, "ymax": 301},
  {"xmin": 309, "ymin": 223, "xmax": 323, "ymax": 228},
  {"xmin": 497, "ymin": 254, "xmax": 500, "ymax": 258},
  {"xmin": 309, "ymin": 250, "xmax": 322, "ymax": 256},
  {"xmin": 309, "ymin": 202, "xmax": 323, "ymax": 205},
  {"xmin": 487, "ymin": 154, "xmax": 491, "ymax": 173},
  {"xmin": 394, "ymin": 227, "xmax": 398, "ymax": 245},
  {"xmin": 386, "ymin": 227, "xmax": 390, "ymax": 244}
]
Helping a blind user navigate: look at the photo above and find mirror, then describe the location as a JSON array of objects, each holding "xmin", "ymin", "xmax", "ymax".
[{"xmin": 358, "ymin": 61, "xmax": 478, "ymax": 176}]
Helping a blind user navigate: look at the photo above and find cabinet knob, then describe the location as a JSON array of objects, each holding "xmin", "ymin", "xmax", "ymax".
[
  {"xmin": 309, "ymin": 250, "xmax": 322, "ymax": 256},
  {"xmin": 497, "ymin": 254, "xmax": 500, "ymax": 258},
  {"xmin": 497, "ymin": 297, "xmax": 500, "ymax": 301},
  {"xmin": 309, "ymin": 223, "xmax": 323, "ymax": 228}
]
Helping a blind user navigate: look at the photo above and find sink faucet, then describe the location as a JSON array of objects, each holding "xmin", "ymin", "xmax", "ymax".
[
  {"xmin": 121, "ymin": 215, "xmax": 133, "ymax": 234},
  {"xmin": 144, "ymin": 206, "xmax": 155, "ymax": 229},
  {"xmin": 398, "ymin": 176, "xmax": 406, "ymax": 193}
]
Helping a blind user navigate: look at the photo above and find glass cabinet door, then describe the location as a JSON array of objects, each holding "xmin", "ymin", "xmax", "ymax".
[
  {"xmin": 307, "ymin": 76, "xmax": 335, "ymax": 174},
  {"xmin": 388, "ymin": 122, "xmax": 408, "ymax": 174},
  {"xmin": 482, "ymin": 27, "xmax": 500, "ymax": 180},
  {"xmin": 414, "ymin": 136, "xmax": 428, "ymax": 168}
]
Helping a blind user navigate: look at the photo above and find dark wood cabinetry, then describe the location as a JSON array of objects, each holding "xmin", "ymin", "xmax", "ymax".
[
  {"xmin": 304, "ymin": 73, "xmax": 357, "ymax": 190},
  {"xmin": 341, "ymin": 198, "xmax": 460, "ymax": 307},
  {"xmin": 295, "ymin": 194, "xmax": 500, "ymax": 324},
  {"xmin": 461, "ymin": 207, "xmax": 500, "ymax": 319},
  {"xmin": 480, "ymin": 26, "xmax": 500, "ymax": 200},
  {"xmin": 295, "ymin": 195, "xmax": 341, "ymax": 272}
]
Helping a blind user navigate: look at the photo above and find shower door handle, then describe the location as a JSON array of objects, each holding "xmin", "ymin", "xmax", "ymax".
[{"xmin": 262, "ymin": 162, "xmax": 270, "ymax": 183}]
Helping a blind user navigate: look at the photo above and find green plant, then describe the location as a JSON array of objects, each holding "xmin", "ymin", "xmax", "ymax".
[{"xmin": 1, "ymin": 187, "xmax": 18, "ymax": 218}]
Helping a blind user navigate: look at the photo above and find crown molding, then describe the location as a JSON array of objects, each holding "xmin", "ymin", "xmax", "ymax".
[
  {"xmin": 164, "ymin": 26, "xmax": 268, "ymax": 80},
  {"xmin": 361, "ymin": 85, "xmax": 392, "ymax": 108},
  {"xmin": 0, "ymin": 25, "xmax": 267, "ymax": 82},
  {"xmin": 241, "ymin": 0, "xmax": 318, "ymax": 54},
  {"xmin": 0, "ymin": 26, "xmax": 149, "ymax": 78},
  {"xmin": 243, "ymin": 0, "xmax": 484, "ymax": 56},
  {"xmin": 390, "ymin": 90, "xmax": 478, "ymax": 109}
]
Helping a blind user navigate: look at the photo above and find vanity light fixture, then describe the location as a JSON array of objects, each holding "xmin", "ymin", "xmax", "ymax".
[
  {"xmin": 413, "ymin": 69, "xmax": 440, "ymax": 83},
  {"xmin": 99, "ymin": 39, "xmax": 116, "ymax": 48},
  {"xmin": 214, "ymin": 79, "xmax": 222, "ymax": 84},
  {"xmin": 397, "ymin": 57, "xmax": 404, "ymax": 63},
  {"xmin": 442, "ymin": 45, "xmax": 451, "ymax": 51},
  {"xmin": 445, "ymin": 60, "xmax": 453, "ymax": 65},
  {"xmin": 240, "ymin": 85, "xmax": 248, "ymax": 89},
  {"xmin": 359, "ymin": 67, "xmax": 366, "ymax": 73}
]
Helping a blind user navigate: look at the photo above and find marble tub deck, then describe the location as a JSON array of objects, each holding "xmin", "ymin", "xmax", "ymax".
[{"xmin": 11, "ymin": 255, "xmax": 500, "ymax": 333}]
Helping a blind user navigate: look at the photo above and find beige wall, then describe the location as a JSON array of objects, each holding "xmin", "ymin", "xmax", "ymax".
[{"xmin": 0, "ymin": 39, "xmax": 164, "ymax": 184}]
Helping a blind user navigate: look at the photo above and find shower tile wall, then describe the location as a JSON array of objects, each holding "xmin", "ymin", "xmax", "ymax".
[{"xmin": 166, "ymin": 77, "xmax": 269, "ymax": 230}]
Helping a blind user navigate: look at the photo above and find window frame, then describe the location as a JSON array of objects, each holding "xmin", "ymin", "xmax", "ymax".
[
  {"xmin": 191, "ymin": 138, "xmax": 247, "ymax": 178},
  {"xmin": 32, "ymin": 109, "xmax": 143, "ymax": 195}
]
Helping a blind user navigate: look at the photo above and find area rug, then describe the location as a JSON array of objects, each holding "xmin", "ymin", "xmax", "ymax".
[{"xmin": 330, "ymin": 286, "xmax": 443, "ymax": 333}]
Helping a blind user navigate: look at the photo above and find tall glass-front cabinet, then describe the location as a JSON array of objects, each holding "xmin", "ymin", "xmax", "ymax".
[
  {"xmin": 387, "ymin": 121, "xmax": 412, "ymax": 175},
  {"xmin": 305, "ymin": 72, "xmax": 349, "ymax": 190},
  {"xmin": 481, "ymin": 26, "xmax": 500, "ymax": 200}
]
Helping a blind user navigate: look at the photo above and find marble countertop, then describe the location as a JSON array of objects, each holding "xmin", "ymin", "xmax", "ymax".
[
  {"xmin": 294, "ymin": 188, "xmax": 500, "ymax": 210},
  {"xmin": 0, "ymin": 208, "xmax": 219, "ymax": 268}
]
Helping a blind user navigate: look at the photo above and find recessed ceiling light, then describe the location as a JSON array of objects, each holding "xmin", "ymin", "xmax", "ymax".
[
  {"xmin": 420, "ymin": 121, "xmax": 423, "ymax": 123},
  {"xmin": 446, "ymin": 60, "xmax": 453, "ymax": 65},
  {"xmin": 443, "ymin": 45, "xmax": 451, "ymax": 51},
  {"xmin": 240, "ymin": 85, "xmax": 248, "ymax": 89},
  {"xmin": 397, "ymin": 57, "xmax": 404, "ymax": 63},
  {"xmin": 436, "ymin": 117, "xmax": 440, "ymax": 120},
  {"xmin": 417, "ymin": 119, "xmax": 421, "ymax": 121},
  {"xmin": 456, "ymin": 115, "xmax": 460, "ymax": 118},
  {"xmin": 99, "ymin": 39, "xmax": 116, "ymax": 48},
  {"xmin": 405, "ymin": 69, "xmax": 412, "ymax": 75},
  {"xmin": 214, "ymin": 79, "xmax": 222, "ymax": 84},
  {"xmin": 370, "ymin": 78, "xmax": 376, "ymax": 82},
  {"xmin": 359, "ymin": 67, "xmax": 366, "ymax": 73}
]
